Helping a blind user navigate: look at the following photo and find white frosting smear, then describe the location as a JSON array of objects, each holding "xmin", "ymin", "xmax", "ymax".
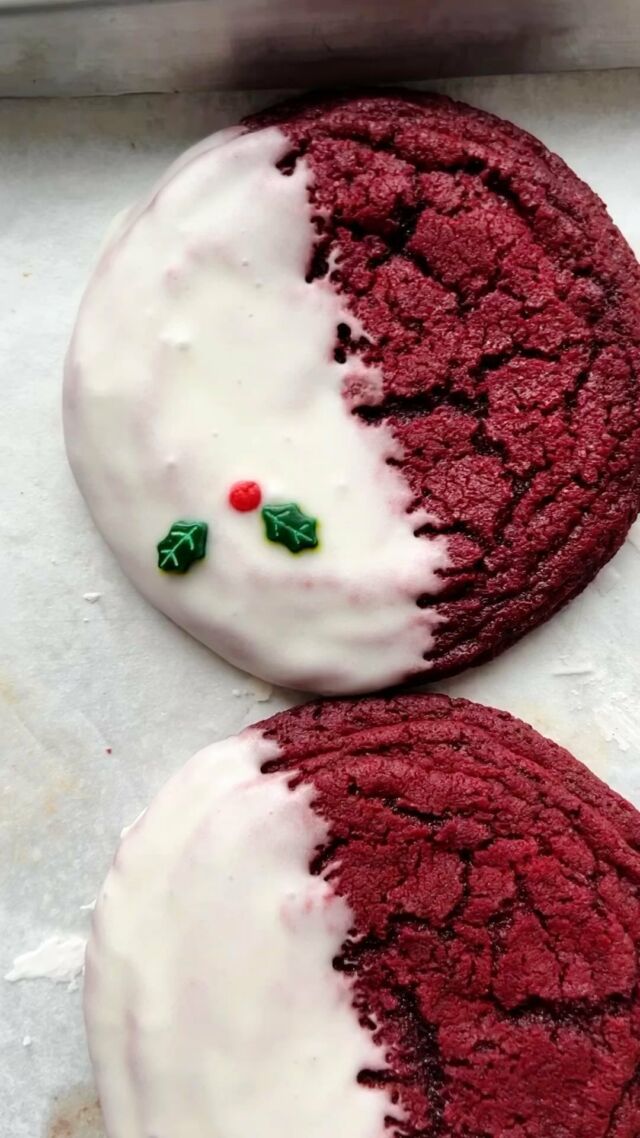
[
  {"xmin": 5, "ymin": 934, "xmax": 86, "ymax": 984},
  {"xmin": 84, "ymin": 729, "xmax": 391, "ymax": 1138},
  {"xmin": 65, "ymin": 125, "xmax": 447, "ymax": 693}
]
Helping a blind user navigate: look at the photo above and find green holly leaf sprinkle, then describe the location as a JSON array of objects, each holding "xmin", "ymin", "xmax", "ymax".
[
  {"xmin": 262, "ymin": 503, "xmax": 319, "ymax": 554},
  {"xmin": 157, "ymin": 520, "xmax": 208, "ymax": 573}
]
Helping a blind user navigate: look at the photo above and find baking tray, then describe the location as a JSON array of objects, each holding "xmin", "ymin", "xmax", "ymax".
[
  {"xmin": 2, "ymin": 0, "xmax": 640, "ymax": 96},
  {"xmin": 3, "ymin": 68, "xmax": 640, "ymax": 1138}
]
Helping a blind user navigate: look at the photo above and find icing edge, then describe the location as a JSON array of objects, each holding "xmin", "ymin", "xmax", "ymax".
[{"xmin": 85, "ymin": 728, "xmax": 395, "ymax": 1138}]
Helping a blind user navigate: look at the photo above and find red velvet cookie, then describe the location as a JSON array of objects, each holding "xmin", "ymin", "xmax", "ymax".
[
  {"xmin": 86, "ymin": 695, "xmax": 640, "ymax": 1138},
  {"xmin": 249, "ymin": 92, "xmax": 640, "ymax": 678},
  {"xmin": 66, "ymin": 91, "xmax": 640, "ymax": 692}
]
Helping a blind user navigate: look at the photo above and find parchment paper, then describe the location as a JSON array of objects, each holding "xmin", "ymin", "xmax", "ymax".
[{"xmin": 3, "ymin": 69, "xmax": 640, "ymax": 1138}]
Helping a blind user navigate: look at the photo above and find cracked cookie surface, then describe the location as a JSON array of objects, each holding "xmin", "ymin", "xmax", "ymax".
[
  {"xmin": 264, "ymin": 693, "xmax": 640, "ymax": 1138},
  {"xmin": 250, "ymin": 92, "xmax": 640, "ymax": 677},
  {"xmin": 66, "ymin": 93, "xmax": 640, "ymax": 691}
]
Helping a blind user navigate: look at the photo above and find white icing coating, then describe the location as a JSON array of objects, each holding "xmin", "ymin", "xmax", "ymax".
[
  {"xmin": 5, "ymin": 934, "xmax": 86, "ymax": 984},
  {"xmin": 65, "ymin": 125, "xmax": 447, "ymax": 694},
  {"xmin": 85, "ymin": 729, "xmax": 392, "ymax": 1138}
]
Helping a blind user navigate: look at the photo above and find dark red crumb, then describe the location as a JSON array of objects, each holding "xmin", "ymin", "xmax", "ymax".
[
  {"xmin": 247, "ymin": 92, "xmax": 640, "ymax": 680},
  {"xmin": 263, "ymin": 694, "xmax": 640, "ymax": 1138}
]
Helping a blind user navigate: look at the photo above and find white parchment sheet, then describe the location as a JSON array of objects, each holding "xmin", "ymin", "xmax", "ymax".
[{"xmin": 2, "ymin": 69, "xmax": 640, "ymax": 1138}]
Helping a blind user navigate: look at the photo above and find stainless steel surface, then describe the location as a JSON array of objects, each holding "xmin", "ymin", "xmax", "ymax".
[{"xmin": 1, "ymin": 0, "xmax": 640, "ymax": 97}]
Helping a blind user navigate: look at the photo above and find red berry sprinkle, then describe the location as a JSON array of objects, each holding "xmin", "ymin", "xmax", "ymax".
[{"xmin": 229, "ymin": 480, "xmax": 262, "ymax": 512}]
